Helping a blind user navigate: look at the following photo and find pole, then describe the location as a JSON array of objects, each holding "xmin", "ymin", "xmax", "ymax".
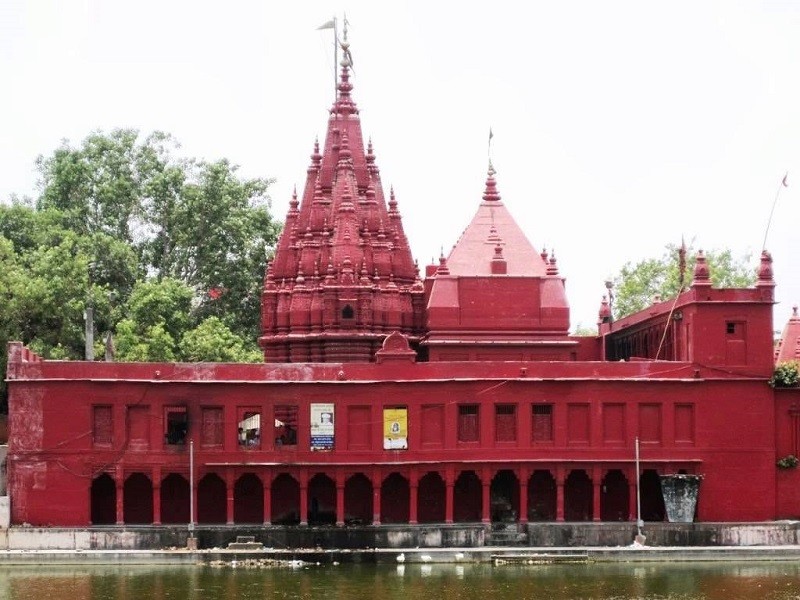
[
  {"xmin": 85, "ymin": 261, "xmax": 95, "ymax": 360},
  {"xmin": 189, "ymin": 439, "xmax": 195, "ymax": 538},
  {"xmin": 762, "ymin": 173, "xmax": 788, "ymax": 251},
  {"xmin": 635, "ymin": 436, "xmax": 642, "ymax": 537},
  {"xmin": 333, "ymin": 16, "xmax": 338, "ymax": 101}
]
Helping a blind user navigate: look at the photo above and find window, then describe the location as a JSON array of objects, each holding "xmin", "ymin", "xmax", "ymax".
[
  {"xmin": 238, "ymin": 410, "xmax": 261, "ymax": 449},
  {"xmin": 93, "ymin": 405, "xmax": 113, "ymax": 446},
  {"xmin": 342, "ymin": 304, "xmax": 354, "ymax": 319},
  {"xmin": 532, "ymin": 404, "xmax": 553, "ymax": 442},
  {"xmin": 495, "ymin": 404, "xmax": 517, "ymax": 442},
  {"xmin": 201, "ymin": 407, "xmax": 223, "ymax": 447},
  {"xmin": 458, "ymin": 404, "xmax": 479, "ymax": 442},
  {"xmin": 275, "ymin": 405, "xmax": 298, "ymax": 447},
  {"xmin": 165, "ymin": 407, "xmax": 188, "ymax": 446}
]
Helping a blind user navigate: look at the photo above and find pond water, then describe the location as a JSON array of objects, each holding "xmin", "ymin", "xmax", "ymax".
[{"xmin": 2, "ymin": 562, "xmax": 800, "ymax": 600}]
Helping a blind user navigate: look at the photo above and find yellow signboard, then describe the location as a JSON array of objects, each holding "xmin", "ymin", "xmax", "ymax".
[{"xmin": 383, "ymin": 408, "xmax": 408, "ymax": 450}]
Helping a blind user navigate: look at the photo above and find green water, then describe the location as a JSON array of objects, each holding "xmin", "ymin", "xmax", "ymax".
[{"xmin": 2, "ymin": 562, "xmax": 800, "ymax": 599}]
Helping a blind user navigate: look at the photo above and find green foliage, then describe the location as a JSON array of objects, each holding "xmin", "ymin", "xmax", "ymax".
[
  {"xmin": 115, "ymin": 319, "xmax": 177, "ymax": 362},
  {"xmin": 612, "ymin": 244, "xmax": 755, "ymax": 319},
  {"xmin": 124, "ymin": 278, "xmax": 193, "ymax": 344},
  {"xmin": 180, "ymin": 317, "xmax": 262, "ymax": 363},
  {"xmin": 777, "ymin": 455, "xmax": 799, "ymax": 469},
  {"xmin": 572, "ymin": 325, "xmax": 597, "ymax": 337},
  {"xmin": 0, "ymin": 129, "xmax": 281, "ymax": 404},
  {"xmin": 770, "ymin": 361, "xmax": 800, "ymax": 389}
]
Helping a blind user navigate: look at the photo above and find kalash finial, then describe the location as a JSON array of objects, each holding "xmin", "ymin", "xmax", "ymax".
[{"xmin": 340, "ymin": 15, "xmax": 353, "ymax": 69}]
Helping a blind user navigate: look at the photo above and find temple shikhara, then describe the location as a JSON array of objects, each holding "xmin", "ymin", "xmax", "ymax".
[{"xmin": 7, "ymin": 32, "xmax": 800, "ymax": 546}]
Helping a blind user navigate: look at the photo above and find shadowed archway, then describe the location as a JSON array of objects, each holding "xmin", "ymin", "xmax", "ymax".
[
  {"xmin": 418, "ymin": 472, "xmax": 446, "ymax": 523},
  {"xmin": 90, "ymin": 473, "xmax": 116, "ymax": 525},
  {"xmin": 161, "ymin": 474, "xmax": 189, "ymax": 524},
  {"xmin": 123, "ymin": 472, "xmax": 153, "ymax": 524},
  {"xmin": 234, "ymin": 473, "xmax": 263, "ymax": 524}
]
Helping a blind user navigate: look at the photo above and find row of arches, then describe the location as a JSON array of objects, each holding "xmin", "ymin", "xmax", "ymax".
[{"xmin": 91, "ymin": 467, "xmax": 669, "ymax": 526}]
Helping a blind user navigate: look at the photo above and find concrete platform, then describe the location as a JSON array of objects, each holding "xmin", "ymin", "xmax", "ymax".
[{"xmin": 1, "ymin": 544, "xmax": 800, "ymax": 565}]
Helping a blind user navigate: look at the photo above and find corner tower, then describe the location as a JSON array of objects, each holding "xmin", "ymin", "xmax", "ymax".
[{"xmin": 260, "ymin": 34, "xmax": 425, "ymax": 363}]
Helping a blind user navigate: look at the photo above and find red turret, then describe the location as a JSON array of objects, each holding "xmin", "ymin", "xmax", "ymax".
[
  {"xmin": 424, "ymin": 163, "xmax": 573, "ymax": 361},
  {"xmin": 260, "ymin": 32, "xmax": 423, "ymax": 362}
]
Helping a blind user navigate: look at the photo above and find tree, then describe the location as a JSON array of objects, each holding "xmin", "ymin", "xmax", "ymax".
[
  {"xmin": 611, "ymin": 244, "xmax": 756, "ymax": 319},
  {"xmin": 0, "ymin": 130, "xmax": 280, "ymax": 407},
  {"xmin": 179, "ymin": 317, "xmax": 262, "ymax": 363},
  {"xmin": 35, "ymin": 129, "xmax": 279, "ymax": 343}
]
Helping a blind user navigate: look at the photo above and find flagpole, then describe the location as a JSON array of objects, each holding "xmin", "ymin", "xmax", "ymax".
[
  {"xmin": 635, "ymin": 436, "xmax": 642, "ymax": 538},
  {"xmin": 333, "ymin": 15, "xmax": 338, "ymax": 101},
  {"xmin": 762, "ymin": 172, "xmax": 788, "ymax": 251}
]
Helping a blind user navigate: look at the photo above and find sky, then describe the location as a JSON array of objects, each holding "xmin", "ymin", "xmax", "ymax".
[{"xmin": 2, "ymin": 1, "xmax": 800, "ymax": 333}]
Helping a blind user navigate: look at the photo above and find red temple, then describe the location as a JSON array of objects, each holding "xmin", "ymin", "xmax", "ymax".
[{"xmin": 6, "ymin": 34, "xmax": 800, "ymax": 542}]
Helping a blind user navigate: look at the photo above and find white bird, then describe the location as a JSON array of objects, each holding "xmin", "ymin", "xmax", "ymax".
[
  {"xmin": 420, "ymin": 554, "xmax": 432, "ymax": 562},
  {"xmin": 396, "ymin": 553, "xmax": 405, "ymax": 563},
  {"xmin": 454, "ymin": 552, "xmax": 465, "ymax": 561}
]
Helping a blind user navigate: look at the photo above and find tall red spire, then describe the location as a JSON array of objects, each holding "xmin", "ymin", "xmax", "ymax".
[{"xmin": 261, "ymin": 31, "xmax": 424, "ymax": 363}]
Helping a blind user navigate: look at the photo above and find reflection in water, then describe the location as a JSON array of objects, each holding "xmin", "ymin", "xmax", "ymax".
[{"xmin": 1, "ymin": 562, "xmax": 800, "ymax": 600}]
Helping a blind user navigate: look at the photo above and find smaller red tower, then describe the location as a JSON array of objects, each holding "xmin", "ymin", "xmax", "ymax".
[{"xmin": 424, "ymin": 164, "xmax": 574, "ymax": 361}]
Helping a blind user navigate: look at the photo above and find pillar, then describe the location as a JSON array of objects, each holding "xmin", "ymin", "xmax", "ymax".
[
  {"xmin": 372, "ymin": 469, "xmax": 382, "ymax": 525},
  {"xmin": 409, "ymin": 469, "xmax": 418, "ymax": 525},
  {"xmin": 115, "ymin": 467, "xmax": 124, "ymax": 525},
  {"xmin": 556, "ymin": 468, "xmax": 565, "ymax": 522},
  {"xmin": 445, "ymin": 474, "xmax": 454, "ymax": 524},
  {"xmin": 299, "ymin": 470, "xmax": 308, "ymax": 526},
  {"xmin": 153, "ymin": 467, "xmax": 161, "ymax": 525},
  {"xmin": 481, "ymin": 468, "xmax": 491, "ymax": 524},
  {"xmin": 336, "ymin": 471, "xmax": 345, "ymax": 527},
  {"xmin": 225, "ymin": 470, "xmax": 235, "ymax": 525},
  {"xmin": 518, "ymin": 467, "xmax": 529, "ymax": 524},
  {"xmin": 593, "ymin": 467, "xmax": 602, "ymax": 522},
  {"xmin": 263, "ymin": 470, "xmax": 272, "ymax": 525}
]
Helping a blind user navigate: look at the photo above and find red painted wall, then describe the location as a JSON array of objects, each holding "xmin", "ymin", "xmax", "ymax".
[{"xmin": 6, "ymin": 353, "xmax": 782, "ymax": 526}]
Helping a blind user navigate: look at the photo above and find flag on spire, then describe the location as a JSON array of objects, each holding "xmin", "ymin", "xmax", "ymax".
[
  {"xmin": 317, "ymin": 19, "xmax": 335, "ymax": 30},
  {"xmin": 782, "ymin": 172, "xmax": 789, "ymax": 187}
]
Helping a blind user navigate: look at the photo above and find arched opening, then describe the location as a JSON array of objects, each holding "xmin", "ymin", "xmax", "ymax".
[
  {"xmin": 161, "ymin": 474, "xmax": 190, "ymax": 524},
  {"xmin": 418, "ymin": 472, "xmax": 446, "ymax": 523},
  {"xmin": 197, "ymin": 473, "xmax": 226, "ymax": 524},
  {"xmin": 341, "ymin": 305, "xmax": 354, "ymax": 319},
  {"xmin": 234, "ymin": 473, "xmax": 263, "ymax": 524},
  {"xmin": 601, "ymin": 469, "xmax": 629, "ymax": 521},
  {"xmin": 90, "ymin": 473, "xmax": 116, "ymax": 525},
  {"xmin": 381, "ymin": 473, "xmax": 409, "ymax": 524},
  {"xmin": 308, "ymin": 474, "xmax": 336, "ymax": 525},
  {"xmin": 453, "ymin": 470, "xmax": 481, "ymax": 522},
  {"xmin": 344, "ymin": 473, "xmax": 372, "ymax": 525},
  {"xmin": 528, "ymin": 470, "xmax": 556, "ymax": 521},
  {"xmin": 123, "ymin": 473, "xmax": 153, "ymax": 524},
  {"xmin": 640, "ymin": 469, "xmax": 666, "ymax": 522},
  {"xmin": 564, "ymin": 470, "xmax": 593, "ymax": 521},
  {"xmin": 490, "ymin": 470, "xmax": 519, "ymax": 522},
  {"xmin": 271, "ymin": 473, "xmax": 300, "ymax": 525}
]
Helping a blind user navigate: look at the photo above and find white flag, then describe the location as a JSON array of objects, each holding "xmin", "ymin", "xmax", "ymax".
[{"xmin": 317, "ymin": 19, "xmax": 335, "ymax": 30}]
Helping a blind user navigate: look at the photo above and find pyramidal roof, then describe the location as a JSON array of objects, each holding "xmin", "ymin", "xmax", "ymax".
[
  {"xmin": 775, "ymin": 306, "xmax": 800, "ymax": 364},
  {"xmin": 445, "ymin": 165, "xmax": 549, "ymax": 276},
  {"xmin": 260, "ymin": 31, "xmax": 425, "ymax": 363},
  {"xmin": 268, "ymin": 34, "xmax": 416, "ymax": 285}
]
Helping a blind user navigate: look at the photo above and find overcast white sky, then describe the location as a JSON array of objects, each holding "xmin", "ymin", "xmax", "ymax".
[{"xmin": 2, "ymin": 1, "xmax": 800, "ymax": 332}]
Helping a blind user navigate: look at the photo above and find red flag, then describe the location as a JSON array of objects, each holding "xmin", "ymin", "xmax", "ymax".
[{"xmin": 208, "ymin": 287, "xmax": 224, "ymax": 300}]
